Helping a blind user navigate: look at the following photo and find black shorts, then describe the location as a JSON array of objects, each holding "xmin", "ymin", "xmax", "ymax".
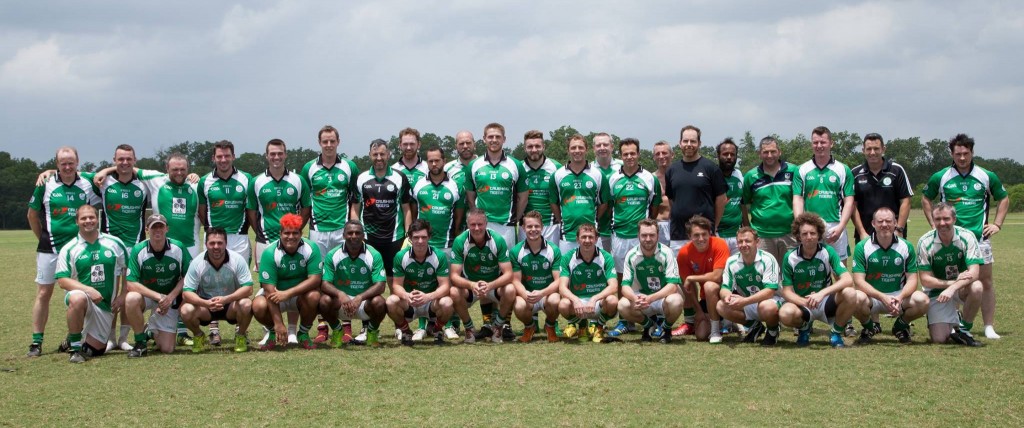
[
  {"xmin": 367, "ymin": 239, "xmax": 403, "ymax": 276},
  {"xmin": 200, "ymin": 302, "xmax": 238, "ymax": 326}
]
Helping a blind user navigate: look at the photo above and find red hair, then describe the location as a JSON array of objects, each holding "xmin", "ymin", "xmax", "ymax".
[{"xmin": 280, "ymin": 213, "xmax": 303, "ymax": 231}]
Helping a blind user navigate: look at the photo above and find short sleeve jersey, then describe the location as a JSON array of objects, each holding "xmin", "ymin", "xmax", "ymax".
[
  {"xmin": 922, "ymin": 164, "xmax": 1008, "ymax": 240},
  {"xmin": 917, "ymin": 225, "xmax": 983, "ymax": 298},
  {"xmin": 393, "ymin": 157, "xmax": 429, "ymax": 188},
  {"xmin": 138, "ymin": 170, "xmax": 200, "ymax": 248},
  {"xmin": 323, "ymin": 243, "xmax": 386, "ymax": 296},
  {"xmin": 608, "ymin": 166, "xmax": 662, "ymax": 239},
  {"xmin": 522, "ymin": 157, "xmax": 562, "ymax": 226},
  {"xmin": 593, "ymin": 159, "xmax": 624, "ymax": 237},
  {"xmin": 664, "ymin": 157, "xmax": 728, "ymax": 240},
  {"xmin": 852, "ymin": 234, "xmax": 918, "ymax": 294},
  {"xmin": 550, "ymin": 163, "xmax": 610, "ymax": 241},
  {"xmin": 622, "ymin": 243, "xmax": 681, "ymax": 295},
  {"xmin": 126, "ymin": 238, "xmax": 192, "ymax": 295},
  {"xmin": 258, "ymin": 238, "xmax": 323, "ymax": 291},
  {"xmin": 353, "ymin": 166, "xmax": 413, "ymax": 243},
  {"xmin": 560, "ymin": 248, "xmax": 617, "ymax": 298},
  {"xmin": 467, "ymin": 154, "xmax": 527, "ymax": 225},
  {"xmin": 721, "ymin": 249, "xmax": 780, "ymax": 297},
  {"xmin": 851, "ymin": 159, "xmax": 913, "ymax": 238},
  {"xmin": 413, "ymin": 173, "xmax": 464, "ymax": 248},
  {"xmin": 742, "ymin": 162, "xmax": 798, "ymax": 238},
  {"xmin": 96, "ymin": 172, "xmax": 150, "ymax": 247},
  {"xmin": 676, "ymin": 237, "xmax": 731, "ymax": 280},
  {"xmin": 248, "ymin": 170, "xmax": 309, "ymax": 243},
  {"xmin": 794, "ymin": 157, "xmax": 854, "ymax": 223},
  {"xmin": 29, "ymin": 174, "xmax": 102, "ymax": 253},
  {"xmin": 781, "ymin": 244, "xmax": 847, "ymax": 297},
  {"xmin": 393, "ymin": 246, "xmax": 450, "ymax": 294},
  {"xmin": 451, "ymin": 229, "xmax": 510, "ymax": 282},
  {"xmin": 301, "ymin": 155, "xmax": 359, "ymax": 233},
  {"xmin": 510, "ymin": 239, "xmax": 561, "ymax": 291},
  {"xmin": 719, "ymin": 168, "xmax": 744, "ymax": 238},
  {"xmin": 55, "ymin": 233, "xmax": 128, "ymax": 311},
  {"xmin": 183, "ymin": 249, "xmax": 254, "ymax": 298},
  {"xmin": 198, "ymin": 169, "xmax": 253, "ymax": 234},
  {"xmin": 444, "ymin": 159, "xmax": 470, "ymax": 193}
]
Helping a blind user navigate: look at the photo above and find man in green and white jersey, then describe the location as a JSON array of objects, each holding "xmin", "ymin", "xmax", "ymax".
[
  {"xmin": 252, "ymin": 214, "xmax": 323, "ymax": 350},
  {"xmin": 557, "ymin": 223, "xmax": 619, "ymax": 343},
  {"xmin": 137, "ymin": 154, "xmax": 202, "ymax": 256},
  {"xmin": 198, "ymin": 140, "xmax": 254, "ymax": 262},
  {"xmin": 607, "ymin": 138, "xmax": 661, "ymax": 272},
  {"xmin": 56, "ymin": 205, "xmax": 128, "ymax": 363},
  {"xmin": 319, "ymin": 221, "xmax": 388, "ymax": 347},
  {"xmin": 592, "ymin": 132, "xmax": 623, "ymax": 252},
  {"xmin": 93, "ymin": 144, "xmax": 149, "ymax": 248},
  {"xmin": 518, "ymin": 129, "xmax": 562, "ymax": 247},
  {"xmin": 444, "ymin": 130, "xmax": 477, "ymax": 204},
  {"xmin": 778, "ymin": 213, "xmax": 863, "ymax": 348},
  {"xmin": 653, "ymin": 141, "xmax": 674, "ymax": 246},
  {"xmin": 793, "ymin": 126, "xmax": 855, "ymax": 262},
  {"xmin": 394, "ymin": 127, "xmax": 430, "ymax": 187},
  {"xmin": 510, "ymin": 211, "xmax": 562, "ymax": 343},
  {"xmin": 387, "ymin": 220, "xmax": 455, "ymax": 345},
  {"xmin": 124, "ymin": 215, "xmax": 193, "ymax": 356},
  {"xmin": 466, "ymin": 122, "xmax": 528, "ymax": 247},
  {"xmin": 921, "ymin": 133, "xmax": 1009, "ymax": 340},
  {"xmin": 916, "ymin": 202, "xmax": 984, "ymax": 346},
  {"xmin": 617, "ymin": 219, "xmax": 683, "ymax": 343},
  {"xmin": 851, "ymin": 208, "xmax": 928, "ymax": 344},
  {"xmin": 302, "ymin": 125, "xmax": 359, "ymax": 255},
  {"xmin": 26, "ymin": 146, "xmax": 101, "ymax": 357},
  {"xmin": 413, "ymin": 147, "xmax": 464, "ymax": 252},
  {"xmin": 716, "ymin": 227, "xmax": 783, "ymax": 346},
  {"xmin": 449, "ymin": 209, "xmax": 515, "ymax": 343},
  {"xmin": 742, "ymin": 137, "xmax": 798, "ymax": 265},
  {"xmin": 551, "ymin": 134, "xmax": 610, "ymax": 254},
  {"xmin": 716, "ymin": 139, "xmax": 744, "ymax": 254},
  {"xmin": 180, "ymin": 228, "xmax": 255, "ymax": 353}
]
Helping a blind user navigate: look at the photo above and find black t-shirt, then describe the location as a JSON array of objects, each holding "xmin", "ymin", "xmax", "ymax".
[
  {"xmin": 851, "ymin": 158, "xmax": 913, "ymax": 240},
  {"xmin": 664, "ymin": 157, "xmax": 727, "ymax": 240}
]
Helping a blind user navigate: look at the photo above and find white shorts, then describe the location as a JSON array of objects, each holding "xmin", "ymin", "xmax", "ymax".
[
  {"xmin": 338, "ymin": 299, "xmax": 370, "ymax": 321},
  {"xmin": 35, "ymin": 252, "xmax": 58, "ymax": 284},
  {"xmin": 633, "ymin": 298, "xmax": 666, "ymax": 317},
  {"xmin": 927, "ymin": 293, "xmax": 964, "ymax": 325},
  {"xmin": 824, "ymin": 222, "xmax": 849, "ymax": 260},
  {"xmin": 869, "ymin": 291, "xmax": 905, "ymax": 316},
  {"xmin": 577, "ymin": 297, "xmax": 606, "ymax": 321},
  {"xmin": 227, "ymin": 234, "xmax": 251, "ymax": 264},
  {"xmin": 518, "ymin": 224, "xmax": 561, "ymax": 248},
  {"xmin": 488, "ymin": 223, "xmax": 517, "ymax": 248},
  {"xmin": 611, "ymin": 235, "xmax": 639, "ymax": 272},
  {"xmin": 65, "ymin": 290, "xmax": 114, "ymax": 344},
  {"xmin": 254, "ymin": 241, "xmax": 269, "ymax": 269},
  {"xmin": 256, "ymin": 288, "xmax": 299, "ymax": 312},
  {"xmin": 144, "ymin": 297, "xmax": 180, "ymax": 333},
  {"xmin": 658, "ymin": 220, "xmax": 671, "ymax": 246},
  {"xmin": 722, "ymin": 236, "xmax": 739, "ymax": 255},
  {"xmin": 806, "ymin": 295, "xmax": 834, "ymax": 323},
  {"xmin": 310, "ymin": 229, "xmax": 346, "ymax": 257},
  {"xmin": 979, "ymin": 239, "xmax": 994, "ymax": 265},
  {"xmin": 600, "ymin": 236, "xmax": 612, "ymax": 252},
  {"xmin": 407, "ymin": 301, "xmax": 435, "ymax": 319},
  {"xmin": 670, "ymin": 240, "xmax": 690, "ymax": 256},
  {"xmin": 743, "ymin": 297, "xmax": 783, "ymax": 322},
  {"xmin": 559, "ymin": 240, "xmax": 580, "ymax": 255}
]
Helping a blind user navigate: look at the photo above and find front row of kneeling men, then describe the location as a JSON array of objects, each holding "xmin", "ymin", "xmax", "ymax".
[{"xmin": 55, "ymin": 202, "xmax": 983, "ymax": 362}]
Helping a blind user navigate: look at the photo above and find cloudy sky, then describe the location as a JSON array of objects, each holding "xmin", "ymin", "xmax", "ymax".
[{"xmin": 2, "ymin": 1, "xmax": 1023, "ymax": 165}]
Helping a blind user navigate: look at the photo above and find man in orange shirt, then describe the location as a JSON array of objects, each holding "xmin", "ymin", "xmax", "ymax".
[{"xmin": 675, "ymin": 215, "xmax": 731, "ymax": 343}]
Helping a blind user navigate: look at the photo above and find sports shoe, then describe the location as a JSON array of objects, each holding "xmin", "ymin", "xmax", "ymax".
[
  {"xmin": 671, "ymin": 323, "xmax": 695, "ymax": 337},
  {"xmin": 491, "ymin": 325, "xmax": 503, "ymax": 343},
  {"xmin": 354, "ymin": 328, "xmax": 368, "ymax": 344},
  {"xmin": 298, "ymin": 333, "xmax": 315, "ymax": 349},
  {"xmin": 949, "ymin": 329, "xmax": 983, "ymax": 347},
  {"xmin": 314, "ymin": 324, "xmax": 329, "ymax": 344},
  {"xmin": 760, "ymin": 329, "xmax": 778, "ymax": 346},
  {"xmin": 608, "ymin": 321, "xmax": 629, "ymax": 338},
  {"xmin": 640, "ymin": 327, "xmax": 653, "ymax": 342},
  {"xmin": 856, "ymin": 327, "xmax": 876, "ymax": 345},
  {"xmin": 658, "ymin": 328, "xmax": 672, "ymax": 344},
  {"xmin": 742, "ymin": 322, "xmax": 765, "ymax": 343},
  {"xmin": 652, "ymin": 323, "xmax": 665, "ymax": 339},
  {"xmin": 192, "ymin": 334, "xmax": 209, "ymax": 353},
  {"xmin": 844, "ymin": 321, "xmax": 857, "ymax": 337},
  {"xmin": 578, "ymin": 321, "xmax": 590, "ymax": 341},
  {"xmin": 589, "ymin": 323, "xmax": 604, "ymax": 343},
  {"xmin": 796, "ymin": 328, "xmax": 811, "ymax": 347},
  {"xmin": 258, "ymin": 330, "xmax": 271, "ymax": 346},
  {"xmin": 342, "ymin": 324, "xmax": 353, "ymax": 344},
  {"xmin": 128, "ymin": 343, "xmax": 148, "ymax": 358},
  {"xmin": 287, "ymin": 333, "xmax": 299, "ymax": 345},
  {"xmin": 209, "ymin": 330, "xmax": 222, "ymax": 346},
  {"xmin": 259, "ymin": 333, "xmax": 277, "ymax": 351},
  {"xmin": 544, "ymin": 325, "xmax": 558, "ymax": 343},
  {"xmin": 984, "ymin": 326, "xmax": 1001, "ymax": 339},
  {"xmin": 27, "ymin": 343, "xmax": 42, "ymax": 357},
  {"xmin": 434, "ymin": 331, "xmax": 446, "ymax": 345},
  {"xmin": 709, "ymin": 331, "xmax": 723, "ymax": 344},
  {"xmin": 464, "ymin": 328, "xmax": 476, "ymax": 344},
  {"xmin": 474, "ymin": 325, "xmax": 494, "ymax": 341},
  {"xmin": 444, "ymin": 326, "xmax": 459, "ymax": 340},
  {"xmin": 234, "ymin": 335, "xmax": 248, "ymax": 353},
  {"xmin": 69, "ymin": 350, "xmax": 87, "ymax": 363},
  {"xmin": 829, "ymin": 332, "xmax": 845, "ymax": 348},
  {"xmin": 57, "ymin": 340, "xmax": 71, "ymax": 353},
  {"xmin": 501, "ymin": 324, "xmax": 515, "ymax": 341},
  {"xmin": 893, "ymin": 326, "xmax": 912, "ymax": 344},
  {"xmin": 562, "ymin": 323, "xmax": 578, "ymax": 340},
  {"xmin": 176, "ymin": 333, "xmax": 194, "ymax": 346},
  {"xmin": 366, "ymin": 330, "xmax": 381, "ymax": 348},
  {"xmin": 519, "ymin": 326, "xmax": 535, "ymax": 343},
  {"xmin": 329, "ymin": 330, "xmax": 344, "ymax": 348},
  {"xmin": 401, "ymin": 331, "xmax": 414, "ymax": 346},
  {"xmin": 412, "ymin": 329, "xmax": 426, "ymax": 341}
]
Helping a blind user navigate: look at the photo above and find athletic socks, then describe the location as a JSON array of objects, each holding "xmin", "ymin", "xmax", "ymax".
[
  {"xmin": 544, "ymin": 317, "xmax": 557, "ymax": 327},
  {"xmin": 481, "ymin": 303, "xmax": 495, "ymax": 325},
  {"xmin": 830, "ymin": 322, "xmax": 844, "ymax": 335},
  {"xmin": 31, "ymin": 332, "xmax": 44, "ymax": 345},
  {"xmin": 463, "ymin": 318, "xmax": 475, "ymax": 331},
  {"xmin": 330, "ymin": 322, "xmax": 343, "ymax": 331},
  {"xmin": 119, "ymin": 325, "xmax": 131, "ymax": 342},
  {"xmin": 641, "ymin": 316, "xmax": 655, "ymax": 330},
  {"xmin": 68, "ymin": 333, "xmax": 83, "ymax": 351},
  {"xmin": 598, "ymin": 311, "xmax": 612, "ymax": 324},
  {"xmin": 297, "ymin": 324, "xmax": 310, "ymax": 336},
  {"xmin": 134, "ymin": 333, "xmax": 147, "ymax": 346},
  {"xmin": 683, "ymin": 308, "xmax": 695, "ymax": 324},
  {"xmin": 766, "ymin": 325, "xmax": 780, "ymax": 336},
  {"xmin": 177, "ymin": 319, "xmax": 188, "ymax": 335},
  {"xmin": 893, "ymin": 316, "xmax": 910, "ymax": 331},
  {"xmin": 566, "ymin": 316, "xmax": 581, "ymax": 325},
  {"xmin": 710, "ymin": 320, "xmax": 721, "ymax": 334},
  {"xmin": 418, "ymin": 317, "xmax": 428, "ymax": 330}
]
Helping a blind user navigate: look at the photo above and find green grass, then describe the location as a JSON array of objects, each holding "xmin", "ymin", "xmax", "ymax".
[{"xmin": 2, "ymin": 213, "xmax": 1023, "ymax": 426}]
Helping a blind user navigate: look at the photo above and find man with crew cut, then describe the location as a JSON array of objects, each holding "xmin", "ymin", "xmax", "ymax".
[
  {"xmin": 793, "ymin": 126, "xmax": 855, "ymax": 263},
  {"xmin": 550, "ymin": 134, "xmax": 609, "ymax": 255},
  {"xmin": 352, "ymin": 139, "xmax": 413, "ymax": 285},
  {"xmin": 466, "ymin": 122, "xmax": 528, "ymax": 248},
  {"xmin": 743, "ymin": 136, "xmax": 799, "ymax": 265},
  {"xmin": 591, "ymin": 132, "xmax": 623, "ymax": 252}
]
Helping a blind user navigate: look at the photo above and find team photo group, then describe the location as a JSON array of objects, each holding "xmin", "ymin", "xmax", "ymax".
[{"xmin": 25, "ymin": 122, "xmax": 1010, "ymax": 363}]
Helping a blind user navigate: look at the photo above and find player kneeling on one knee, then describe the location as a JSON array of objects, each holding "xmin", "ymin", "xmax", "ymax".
[
  {"xmin": 252, "ymin": 214, "xmax": 323, "ymax": 350},
  {"xmin": 917, "ymin": 202, "xmax": 984, "ymax": 346},
  {"xmin": 715, "ymin": 227, "xmax": 784, "ymax": 346},
  {"xmin": 617, "ymin": 219, "xmax": 683, "ymax": 343},
  {"xmin": 179, "ymin": 227, "xmax": 255, "ymax": 353},
  {"xmin": 319, "ymin": 221, "xmax": 387, "ymax": 347}
]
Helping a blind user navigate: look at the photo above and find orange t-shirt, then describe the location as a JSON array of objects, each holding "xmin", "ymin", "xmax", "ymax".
[{"xmin": 676, "ymin": 237, "xmax": 730, "ymax": 298}]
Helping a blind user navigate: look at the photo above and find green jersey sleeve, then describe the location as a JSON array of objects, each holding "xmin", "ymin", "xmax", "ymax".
[{"xmin": 259, "ymin": 248, "xmax": 278, "ymax": 286}]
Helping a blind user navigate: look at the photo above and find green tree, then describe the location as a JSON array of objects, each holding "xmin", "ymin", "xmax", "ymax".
[{"xmin": 0, "ymin": 152, "xmax": 40, "ymax": 229}]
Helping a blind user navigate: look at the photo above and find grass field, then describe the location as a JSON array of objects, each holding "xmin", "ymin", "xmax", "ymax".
[{"xmin": 2, "ymin": 213, "xmax": 1023, "ymax": 426}]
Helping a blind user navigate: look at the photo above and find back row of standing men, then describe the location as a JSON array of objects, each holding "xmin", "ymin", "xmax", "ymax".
[{"xmin": 25, "ymin": 122, "xmax": 1009, "ymax": 356}]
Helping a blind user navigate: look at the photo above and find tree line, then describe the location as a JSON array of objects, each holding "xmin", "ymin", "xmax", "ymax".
[{"xmin": 2, "ymin": 126, "xmax": 1022, "ymax": 229}]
